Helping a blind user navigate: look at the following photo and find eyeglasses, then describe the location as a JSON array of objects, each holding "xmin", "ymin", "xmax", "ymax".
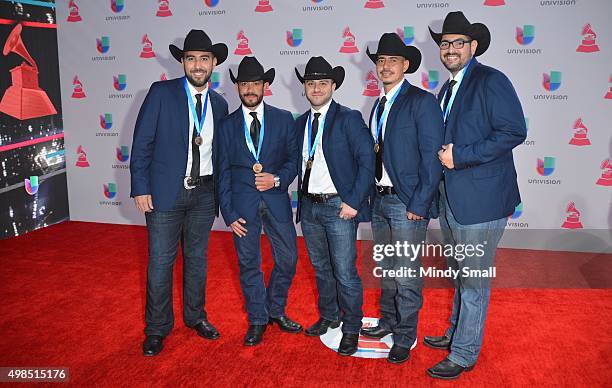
[{"xmin": 439, "ymin": 39, "xmax": 472, "ymax": 50}]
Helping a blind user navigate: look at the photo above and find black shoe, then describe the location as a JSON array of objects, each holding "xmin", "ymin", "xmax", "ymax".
[
  {"xmin": 193, "ymin": 320, "xmax": 220, "ymax": 340},
  {"xmin": 427, "ymin": 358, "xmax": 475, "ymax": 380},
  {"xmin": 337, "ymin": 333, "xmax": 359, "ymax": 356},
  {"xmin": 387, "ymin": 344, "xmax": 410, "ymax": 364},
  {"xmin": 143, "ymin": 335, "xmax": 164, "ymax": 357},
  {"xmin": 244, "ymin": 324, "xmax": 267, "ymax": 346},
  {"xmin": 423, "ymin": 335, "xmax": 451, "ymax": 350},
  {"xmin": 269, "ymin": 316, "xmax": 303, "ymax": 333},
  {"xmin": 305, "ymin": 318, "xmax": 341, "ymax": 336},
  {"xmin": 360, "ymin": 325, "xmax": 391, "ymax": 339}
]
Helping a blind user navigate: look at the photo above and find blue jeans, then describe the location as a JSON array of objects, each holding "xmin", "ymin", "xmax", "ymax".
[
  {"xmin": 439, "ymin": 181, "xmax": 506, "ymax": 367},
  {"xmin": 233, "ymin": 200, "xmax": 298, "ymax": 325},
  {"xmin": 144, "ymin": 183, "xmax": 215, "ymax": 337},
  {"xmin": 371, "ymin": 193, "xmax": 428, "ymax": 349},
  {"xmin": 300, "ymin": 196, "xmax": 364, "ymax": 334}
]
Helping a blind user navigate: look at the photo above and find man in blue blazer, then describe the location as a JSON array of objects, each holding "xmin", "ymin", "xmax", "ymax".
[
  {"xmin": 294, "ymin": 57, "xmax": 374, "ymax": 356},
  {"xmin": 130, "ymin": 30, "xmax": 229, "ymax": 356},
  {"xmin": 425, "ymin": 12, "xmax": 527, "ymax": 380},
  {"xmin": 359, "ymin": 33, "xmax": 444, "ymax": 364},
  {"xmin": 217, "ymin": 56, "xmax": 301, "ymax": 346}
]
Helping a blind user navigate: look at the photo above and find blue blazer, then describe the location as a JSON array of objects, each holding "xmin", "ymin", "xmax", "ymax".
[
  {"xmin": 439, "ymin": 59, "xmax": 527, "ymax": 225},
  {"xmin": 130, "ymin": 77, "xmax": 228, "ymax": 213},
  {"xmin": 369, "ymin": 80, "xmax": 445, "ymax": 218},
  {"xmin": 217, "ymin": 103, "xmax": 298, "ymax": 225},
  {"xmin": 294, "ymin": 100, "xmax": 375, "ymax": 223}
]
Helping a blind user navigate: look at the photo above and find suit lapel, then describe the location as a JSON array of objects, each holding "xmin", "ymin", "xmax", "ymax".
[
  {"xmin": 235, "ymin": 108, "xmax": 255, "ymax": 163},
  {"xmin": 321, "ymin": 100, "xmax": 338, "ymax": 158},
  {"xmin": 384, "ymin": 79, "xmax": 409, "ymax": 139},
  {"xmin": 445, "ymin": 59, "xmax": 478, "ymax": 131},
  {"xmin": 172, "ymin": 78, "xmax": 190, "ymax": 149}
]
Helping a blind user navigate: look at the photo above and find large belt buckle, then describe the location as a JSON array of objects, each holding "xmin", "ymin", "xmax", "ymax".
[{"xmin": 184, "ymin": 176, "xmax": 196, "ymax": 190}]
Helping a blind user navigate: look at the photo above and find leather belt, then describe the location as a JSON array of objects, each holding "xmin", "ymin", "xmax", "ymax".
[
  {"xmin": 304, "ymin": 193, "xmax": 339, "ymax": 203},
  {"xmin": 376, "ymin": 186, "xmax": 396, "ymax": 196},
  {"xmin": 183, "ymin": 175, "xmax": 213, "ymax": 190}
]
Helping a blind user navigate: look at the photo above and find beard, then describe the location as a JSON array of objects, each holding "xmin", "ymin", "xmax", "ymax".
[
  {"xmin": 185, "ymin": 70, "xmax": 210, "ymax": 87},
  {"xmin": 239, "ymin": 92, "xmax": 264, "ymax": 108}
]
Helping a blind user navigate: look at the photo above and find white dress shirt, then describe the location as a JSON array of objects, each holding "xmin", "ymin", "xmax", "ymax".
[
  {"xmin": 241, "ymin": 102, "xmax": 265, "ymax": 156},
  {"xmin": 439, "ymin": 61, "xmax": 469, "ymax": 122},
  {"xmin": 185, "ymin": 81, "xmax": 214, "ymax": 176},
  {"xmin": 371, "ymin": 80, "xmax": 403, "ymax": 187},
  {"xmin": 301, "ymin": 99, "xmax": 337, "ymax": 194}
]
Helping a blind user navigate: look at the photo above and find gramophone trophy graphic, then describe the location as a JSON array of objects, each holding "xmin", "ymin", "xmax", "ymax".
[
  {"xmin": 568, "ymin": 118, "xmax": 591, "ymax": 146},
  {"xmin": 339, "ymin": 27, "xmax": 359, "ymax": 54},
  {"xmin": 0, "ymin": 24, "xmax": 57, "ymax": 120},
  {"xmin": 596, "ymin": 159, "xmax": 612, "ymax": 186},
  {"xmin": 576, "ymin": 23, "xmax": 599, "ymax": 53},
  {"xmin": 362, "ymin": 71, "xmax": 380, "ymax": 97},
  {"xmin": 561, "ymin": 202, "xmax": 583, "ymax": 229}
]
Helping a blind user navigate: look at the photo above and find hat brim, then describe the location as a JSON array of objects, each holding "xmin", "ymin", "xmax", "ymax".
[
  {"xmin": 294, "ymin": 66, "xmax": 345, "ymax": 89},
  {"xmin": 366, "ymin": 46, "xmax": 422, "ymax": 74},
  {"xmin": 230, "ymin": 68, "xmax": 275, "ymax": 85},
  {"xmin": 428, "ymin": 24, "xmax": 490, "ymax": 56},
  {"xmin": 169, "ymin": 42, "xmax": 228, "ymax": 65}
]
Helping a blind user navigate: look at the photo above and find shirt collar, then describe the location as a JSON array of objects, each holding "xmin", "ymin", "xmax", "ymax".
[
  {"xmin": 310, "ymin": 99, "xmax": 332, "ymax": 118},
  {"xmin": 383, "ymin": 79, "xmax": 404, "ymax": 100},
  {"xmin": 242, "ymin": 101, "xmax": 264, "ymax": 119},
  {"xmin": 449, "ymin": 59, "xmax": 471, "ymax": 83}
]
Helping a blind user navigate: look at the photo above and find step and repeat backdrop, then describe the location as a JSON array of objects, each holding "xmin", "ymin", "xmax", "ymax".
[{"xmin": 57, "ymin": 0, "xmax": 610, "ymax": 252}]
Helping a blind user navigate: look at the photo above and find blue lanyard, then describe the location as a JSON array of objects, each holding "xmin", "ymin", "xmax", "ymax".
[
  {"xmin": 183, "ymin": 78, "xmax": 209, "ymax": 137},
  {"xmin": 307, "ymin": 111, "xmax": 326, "ymax": 161},
  {"xmin": 243, "ymin": 111, "xmax": 265, "ymax": 163},
  {"xmin": 373, "ymin": 86, "xmax": 402, "ymax": 144}
]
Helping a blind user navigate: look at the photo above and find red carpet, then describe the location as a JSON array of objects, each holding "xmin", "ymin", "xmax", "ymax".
[{"xmin": 0, "ymin": 221, "xmax": 610, "ymax": 387}]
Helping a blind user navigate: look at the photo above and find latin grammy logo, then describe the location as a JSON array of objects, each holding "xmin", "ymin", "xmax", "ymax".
[
  {"xmin": 254, "ymin": 0, "xmax": 273, "ymax": 13},
  {"xmin": 72, "ymin": 75, "xmax": 86, "ymax": 98},
  {"xmin": 264, "ymin": 83, "xmax": 272, "ymax": 96},
  {"xmin": 0, "ymin": 24, "xmax": 57, "ymax": 120},
  {"xmin": 568, "ymin": 118, "xmax": 591, "ymax": 146},
  {"xmin": 576, "ymin": 24, "xmax": 599, "ymax": 53},
  {"xmin": 561, "ymin": 202, "xmax": 583, "ymax": 229},
  {"xmin": 156, "ymin": 0, "xmax": 172, "ymax": 17},
  {"xmin": 234, "ymin": 30, "xmax": 252, "ymax": 55},
  {"xmin": 140, "ymin": 34, "xmax": 155, "ymax": 58},
  {"xmin": 362, "ymin": 71, "xmax": 380, "ymax": 97},
  {"xmin": 606, "ymin": 76, "xmax": 612, "ymax": 99},
  {"xmin": 75, "ymin": 145, "xmax": 90, "ymax": 168},
  {"xmin": 364, "ymin": 0, "xmax": 384, "ymax": 9},
  {"xmin": 67, "ymin": 0, "xmax": 82, "ymax": 22},
  {"xmin": 596, "ymin": 159, "xmax": 611, "ymax": 186},
  {"xmin": 339, "ymin": 27, "xmax": 359, "ymax": 54}
]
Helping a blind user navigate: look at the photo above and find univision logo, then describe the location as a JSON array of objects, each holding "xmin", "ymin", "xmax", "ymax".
[
  {"xmin": 529, "ymin": 157, "xmax": 561, "ymax": 184},
  {"xmin": 396, "ymin": 26, "xmax": 414, "ymax": 45},
  {"xmin": 287, "ymin": 28, "xmax": 303, "ymax": 47},
  {"xmin": 421, "ymin": 70, "xmax": 439, "ymax": 90},
  {"xmin": 25, "ymin": 176, "xmax": 39, "ymax": 195},
  {"xmin": 100, "ymin": 113, "xmax": 113, "ymax": 130},
  {"xmin": 204, "ymin": 0, "xmax": 219, "ymax": 6},
  {"xmin": 509, "ymin": 203, "xmax": 523, "ymax": 219},
  {"xmin": 507, "ymin": 202, "xmax": 528, "ymax": 227},
  {"xmin": 103, "ymin": 183, "xmax": 117, "ymax": 199},
  {"xmin": 199, "ymin": 0, "xmax": 225, "ymax": 15},
  {"xmin": 113, "ymin": 74, "xmax": 127, "ymax": 91},
  {"xmin": 537, "ymin": 156, "xmax": 555, "ymax": 176},
  {"xmin": 116, "ymin": 146, "xmax": 129, "ymax": 162},
  {"xmin": 516, "ymin": 25, "xmax": 535, "ymax": 45},
  {"xmin": 96, "ymin": 36, "xmax": 110, "ymax": 53},
  {"xmin": 111, "ymin": 0, "xmax": 124, "ymax": 13},
  {"xmin": 543, "ymin": 71, "xmax": 562, "ymax": 91}
]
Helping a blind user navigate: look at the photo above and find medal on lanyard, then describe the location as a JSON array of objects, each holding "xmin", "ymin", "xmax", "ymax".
[
  {"xmin": 373, "ymin": 86, "xmax": 401, "ymax": 153},
  {"xmin": 183, "ymin": 78, "xmax": 209, "ymax": 146},
  {"xmin": 243, "ymin": 112, "xmax": 265, "ymax": 173},
  {"xmin": 305, "ymin": 112, "xmax": 325, "ymax": 170}
]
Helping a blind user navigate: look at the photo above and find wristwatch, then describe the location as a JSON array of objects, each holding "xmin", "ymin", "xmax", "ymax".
[{"xmin": 273, "ymin": 175, "xmax": 280, "ymax": 188}]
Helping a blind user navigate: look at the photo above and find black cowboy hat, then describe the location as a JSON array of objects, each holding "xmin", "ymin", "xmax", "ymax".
[
  {"xmin": 294, "ymin": 56, "xmax": 345, "ymax": 89},
  {"xmin": 169, "ymin": 29, "xmax": 228, "ymax": 64},
  {"xmin": 229, "ymin": 56, "xmax": 275, "ymax": 85},
  {"xmin": 428, "ymin": 11, "xmax": 491, "ymax": 56},
  {"xmin": 366, "ymin": 32, "xmax": 422, "ymax": 74}
]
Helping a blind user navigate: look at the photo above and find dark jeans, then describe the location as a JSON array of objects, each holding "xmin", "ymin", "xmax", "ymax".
[
  {"xmin": 372, "ymin": 193, "xmax": 428, "ymax": 348},
  {"xmin": 144, "ymin": 183, "xmax": 215, "ymax": 337},
  {"xmin": 439, "ymin": 181, "xmax": 506, "ymax": 367},
  {"xmin": 233, "ymin": 200, "xmax": 298, "ymax": 325},
  {"xmin": 300, "ymin": 196, "xmax": 364, "ymax": 334}
]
